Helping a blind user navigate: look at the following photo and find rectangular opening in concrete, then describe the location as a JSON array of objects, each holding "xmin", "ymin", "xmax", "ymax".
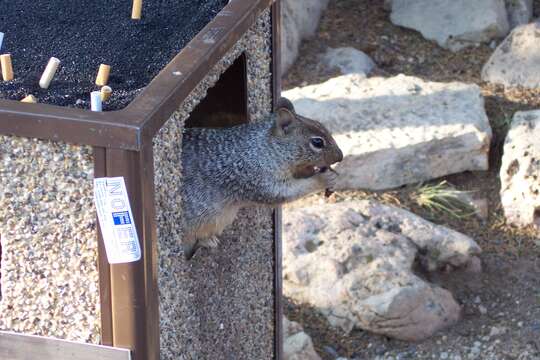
[{"xmin": 186, "ymin": 53, "xmax": 249, "ymax": 128}]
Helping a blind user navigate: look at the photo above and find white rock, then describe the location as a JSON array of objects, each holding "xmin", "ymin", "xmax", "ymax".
[
  {"xmin": 283, "ymin": 317, "xmax": 322, "ymax": 360},
  {"xmin": 320, "ymin": 47, "xmax": 376, "ymax": 75},
  {"xmin": 500, "ymin": 110, "xmax": 540, "ymax": 227},
  {"xmin": 482, "ymin": 22, "xmax": 540, "ymax": 89},
  {"xmin": 505, "ymin": 0, "xmax": 533, "ymax": 29},
  {"xmin": 284, "ymin": 74, "xmax": 492, "ymax": 190},
  {"xmin": 283, "ymin": 200, "xmax": 481, "ymax": 341},
  {"xmin": 281, "ymin": 0, "xmax": 330, "ymax": 74},
  {"xmin": 390, "ymin": 0, "xmax": 510, "ymax": 51}
]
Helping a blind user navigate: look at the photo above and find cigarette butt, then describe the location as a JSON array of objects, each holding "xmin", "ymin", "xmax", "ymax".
[
  {"xmin": 100, "ymin": 85, "xmax": 112, "ymax": 101},
  {"xmin": 21, "ymin": 95, "xmax": 37, "ymax": 103},
  {"xmin": 0, "ymin": 54, "xmax": 14, "ymax": 81},
  {"xmin": 91, "ymin": 91, "xmax": 102, "ymax": 112},
  {"xmin": 95, "ymin": 64, "xmax": 110, "ymax": 86},
  {"xmin": 132, "ymin": 0, "xmax": 142, "ymax": 19},
  {"xmin": 39, "ymin": 57, "xmax": 60, "ymax": 89},
  {"xmin": 0, "ymin": 32, "xmax": 4, "ymax": 51}
]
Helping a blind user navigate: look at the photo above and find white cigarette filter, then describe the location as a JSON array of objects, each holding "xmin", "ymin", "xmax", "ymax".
[
  {"xmin": 132, "ymin": 0, "xmax": 143, "ymax": 19},
  {"xmin": 91, "ymin": 91, "xmax": 102, "ymax": 112},
  {"xmin": 0, "ymin": 32, "xmax": 4, "ymax": 51},
  {"xmin": 39, "ymin": 57, "xmax": 60, "ymax": 89},
  {"xmin": 95, "ymin": 64, "xmax": 111, "ymax": 86},
  {"xmin": 0, "ymin": 54, "xmax": 13, "ymax": 81},
  {"xmin": 20, "ymin": 95, "xmax": 37, "ymax": 103},
  {"xmin": 100, "ymin": 85, "xmax": 112, "ymax": 101}
]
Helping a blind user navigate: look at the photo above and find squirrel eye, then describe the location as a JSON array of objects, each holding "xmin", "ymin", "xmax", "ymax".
[{"xmin": 310, "ymin": 137, "xmax": 325, "ymax": 150}]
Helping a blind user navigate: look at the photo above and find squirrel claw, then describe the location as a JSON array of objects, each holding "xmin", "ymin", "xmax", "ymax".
[{"xmin": 183, "ymin": 242, "xmax": 199, "ymax": 261}]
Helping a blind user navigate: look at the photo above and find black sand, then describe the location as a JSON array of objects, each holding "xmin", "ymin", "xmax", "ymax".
[{"xmin": 0, "ymin": 0, "xmax": 227, "ymax": 110}]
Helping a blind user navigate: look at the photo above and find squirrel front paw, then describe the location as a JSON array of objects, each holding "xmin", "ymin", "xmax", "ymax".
[{"xmin": 318, "ymin": 167, "xmax": 338, "ymax": 190}]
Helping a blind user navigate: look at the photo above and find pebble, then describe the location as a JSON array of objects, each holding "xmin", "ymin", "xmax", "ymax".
[
  {"xmin": 323, "ymin": 345, "xmax": 339, "ymax": 357},
  {"xmin": 441, "ymin": 352, "xmax": 449, "ymax": 359},
  {"xmin": 478, "ymin": 305, "xmax": 488, "ymax": 315}
]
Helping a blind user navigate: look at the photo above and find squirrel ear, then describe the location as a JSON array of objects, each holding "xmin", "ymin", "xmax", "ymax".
[
  {"xmin": 276, "ymin": 97, "xmax": 295, "ymax": 113},
  {"xmin": 273, "ymin": 108, "xmax": 295, "ymax": 136}
]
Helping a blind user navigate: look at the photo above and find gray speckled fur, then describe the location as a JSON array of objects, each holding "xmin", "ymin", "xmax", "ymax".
[{"xmin": 181, "ymin": 112, "xmax": 342, "ymax": 258}]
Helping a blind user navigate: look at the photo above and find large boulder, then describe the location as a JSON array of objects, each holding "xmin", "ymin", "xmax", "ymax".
[
  {"xmin": 283, "ymin": 200, "xmax": 481, "ymax": 341},
  {"xmin": 505, "ymin": 0, "xmax": 533, "ymax": 29},
  {"xmin": 283, "ymin": 317, "xmax": 322, "ymax": 360},
  {"xmin": 283, "ymin": 74, "xmax": 492, "ymax": 191},
  {"xmin": 281, "ymin": 0, "xmax": 330, "ymax": 74},
  {"xmin": 500, "ymin": 110, "xmax": 540, "ymax": 227},
  {"xmin": 482, "ymin": 22, "xmax": 540, "ymax": 89},
  {"xmin": 320, "ymin": 47, "xmax": 376, "ymax": 76},
  {"xmin": 390, "ymin": 0, "xmax": 509, "ymax": 51}
]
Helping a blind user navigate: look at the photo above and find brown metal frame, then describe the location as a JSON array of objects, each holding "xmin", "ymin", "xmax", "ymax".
[
  {"xmin": 271, "ymin": 1, "xmax": 284, "ymax": 359},
  {"xmin": 1, "ymin": 0, "xmax": 282, "ymax": 358}
]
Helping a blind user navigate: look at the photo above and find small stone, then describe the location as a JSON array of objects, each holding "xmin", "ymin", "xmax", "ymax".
[
  {"xmin": 441, "ymin": 352, "xmax": 449, "ymax": 359},
  {"xmin": 483, "ymin": 23, "xmax": 540, "ymax": 89},
  {"xmin": 478, "ymin": 305, "xmax": 487, "ymax": 315},
  {"xmin": 283, "ymin": 317, "xmax": 322, "ymax": 360},
  {"xmin": 320, "ymin": 47, "xmax": 375, "ymax": 75},
  {"xmin": 323, "ymin": 345, "xmax": 339, "ymax": 358},
  {"xmin": 390, "ymin": 0, "xmax": 509, "ymax": 51},
  {"xmin": 464, "ymin": 256, "xmax": 483, "ymax": 274}
]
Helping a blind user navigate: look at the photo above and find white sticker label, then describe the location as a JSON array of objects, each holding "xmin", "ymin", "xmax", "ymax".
[{"xmin": 93, "ymin": 177, "xmax": 142, "ymax": 264}]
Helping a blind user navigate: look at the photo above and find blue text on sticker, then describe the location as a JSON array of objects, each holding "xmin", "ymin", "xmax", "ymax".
[{"xmin": 112, "ymin": 211, "xmax": 132, "ymax": 225}]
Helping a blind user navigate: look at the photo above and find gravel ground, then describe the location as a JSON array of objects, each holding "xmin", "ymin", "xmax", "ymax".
[
  {"xmin": 0, "ymin": 0, "xmax": 226, "ymax": 110},
  {"xmin": 283, "ymin": 1, "xmax": 540, "ymax": 359}
]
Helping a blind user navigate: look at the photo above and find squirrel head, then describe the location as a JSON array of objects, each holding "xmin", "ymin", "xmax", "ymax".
[{"xmin": 271, "ymin": 97, "xmax": 343, "ymax": 179}]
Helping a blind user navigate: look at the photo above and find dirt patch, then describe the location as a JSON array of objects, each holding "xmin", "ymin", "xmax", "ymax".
[{"xmin": 283, "ymin": 0, "xmax": 540, "ymax": 358}]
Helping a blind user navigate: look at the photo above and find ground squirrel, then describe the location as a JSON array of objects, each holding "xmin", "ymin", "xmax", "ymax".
[{"xmin": 181, "ymin": 97, "xmax": 343, "ymax": 260}]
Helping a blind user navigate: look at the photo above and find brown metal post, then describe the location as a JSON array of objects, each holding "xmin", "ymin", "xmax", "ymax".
[
  {"xmin": 94, "ymin": 147, "xmax": 114, "ymax": 346},
  {"xmin": 271, "ymin": 0, "xmax": 284, "ymax": 359},
  {"xmin": 104, "ymin": 148, "xmax": 159, "ymax": 360}
]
